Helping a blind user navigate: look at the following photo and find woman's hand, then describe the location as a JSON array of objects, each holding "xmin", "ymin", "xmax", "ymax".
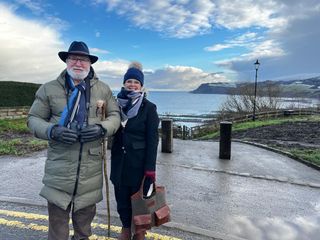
[{"xmin": 144, "ymin": 170, "xmax": 156, "ymax": 182}]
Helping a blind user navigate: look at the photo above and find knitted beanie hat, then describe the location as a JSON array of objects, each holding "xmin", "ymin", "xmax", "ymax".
[{"xmin": 123, "ymin": 61, "xmax": 144, "ymax": 86}]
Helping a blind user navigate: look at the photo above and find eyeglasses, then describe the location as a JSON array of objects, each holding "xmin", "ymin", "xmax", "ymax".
[{"xmin": 67, "ymin": 56, "xmax": 91, "ymax": 64}]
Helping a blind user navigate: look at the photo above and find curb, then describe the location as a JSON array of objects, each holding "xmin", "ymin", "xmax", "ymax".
[
  {"xmin": 0, "ymin": 196, "xmax": 245, "ymax": 240},
  {"xmin": 233, "ymin": 139, "xmax": 320, "ymax": 171}
]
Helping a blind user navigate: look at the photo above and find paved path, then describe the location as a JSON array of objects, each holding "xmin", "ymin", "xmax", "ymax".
[{"xmin": 0, "ymin": 139, "xmax": 319, "ymax": 240}]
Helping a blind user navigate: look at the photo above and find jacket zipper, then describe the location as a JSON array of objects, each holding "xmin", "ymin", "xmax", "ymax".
[
  {"xmin": 71, "ymin": 142, "xmax": 83, "ymax": 205},
  {"xmin": 69, "ymin": 75, "xmax": 91, "ymax": 210}
]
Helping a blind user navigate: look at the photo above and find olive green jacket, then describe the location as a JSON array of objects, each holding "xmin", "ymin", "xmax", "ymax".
[{"xmin": 28, "ymin": 69, "xmax": 120, "ymax": 211}]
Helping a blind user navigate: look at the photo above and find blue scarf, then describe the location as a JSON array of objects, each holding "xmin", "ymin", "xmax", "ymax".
[
  {"xmin": 117, "ymin": 87, "xmax": 144, "ymax": 122},
  {"xmin": 59, "ymin": 74, "xmax": 87, "ymax": 129}
]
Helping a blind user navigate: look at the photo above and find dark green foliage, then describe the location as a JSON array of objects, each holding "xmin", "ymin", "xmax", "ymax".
[{"xmin": 0, "ymin": 81, "xmax": 41, "ymax": 107}]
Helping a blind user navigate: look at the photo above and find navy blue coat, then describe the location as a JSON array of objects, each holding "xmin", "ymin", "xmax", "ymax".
[{"xmin": 110, "ymin": 98, "xmax": 159, "ymax": 187}]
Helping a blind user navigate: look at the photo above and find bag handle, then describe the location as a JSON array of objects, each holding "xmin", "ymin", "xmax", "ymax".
[{"xmin": 139, "ymin": 176, "xmax": 156, "ymax": 198}]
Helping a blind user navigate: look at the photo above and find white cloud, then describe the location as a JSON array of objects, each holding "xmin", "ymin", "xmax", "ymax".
[
  {"xmin": 45, "ymin": 16, "xmax": 69, "ymax": 31},
  {"xmin": 205, "ymin": 43, "xmax": 232, "ymax": 52},
  {"xmin": 214, "ymin": 0, "xmax": 288, "ymax": 31},
  {"xmin": 95, "ymin": 62, "xmax": 229, "ymax": 91},
  {"xmin": 15, "ymin": 0, "xmax": 45, "ymax": 15},
  {"xmin": 214, "ymin": 38, "xmax": 285, "ymax": 81},
  {"xmin": 214, "ymin": 38, "xmax": 285, "ymax": 66},
  {"xmin": 3, "ymin": 0, "xmax": 320, "ymax": 91},
  {"xmin": 94, "ymin": 59, "xmax": 129, "ymax": 89},
  {"xmin": 9, "ymin": 0, "xmax": 69, "ymax": 30},
  {"xmin": 205, "ymin": 32, "xmax": 259, "ymax": 52},
  {"xmin": 96, "ymin": 0, "xmax": 320, "ymax": 82},
  {"xmin": 90, "ymin": 48, "xmax": 109, "ymax": 54},
  {"xmin": 0, "ymin": 3, "xmax": 118, "ymax": 86},
  {"xmin": 214, "ymin": 1, "xmax": 320, "ymax": 81},
  {"xmin": 102, "ymin": 0, "xmax": 215, "ymax": 38},
  {"xmin": 1, "ymin": 3, "xmax": 221, "ymax": 91},
  {"xmin": 0, "ymin": 3, "xmax": 65, "ymax": 83},
  {"xmin": 93, "ymin": 0, "xmax": 320, "ymax": 83},
  {"xmin": 98, "ymin": 0, "xmax": 290, "ymax": 38},
  {"xmin": 146, "ymin": 65, "xmax": 230, "ymax": 90},
  {"xmin": 241, "ymin": 39, "xmax": 285, "ymax": 59}
]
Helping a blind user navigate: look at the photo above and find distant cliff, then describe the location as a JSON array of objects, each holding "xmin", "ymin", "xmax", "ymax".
[
  {"xmin": 191, "ymin": 82, "xmax": 236, "ymax": 94},
  {"xmin": 191, "ymin": 77, "xmax": 320, "ymax": 98}
]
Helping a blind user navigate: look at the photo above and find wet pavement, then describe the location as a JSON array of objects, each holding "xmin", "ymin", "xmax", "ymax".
[{"xmin": 0, "ymin": 139, "xmax": 320, "ymax": 240}]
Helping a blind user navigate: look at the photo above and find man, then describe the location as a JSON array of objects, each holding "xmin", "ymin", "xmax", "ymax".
[{"xmin": 28, "ymin": 41, "xmax": 120, "ymax": 240}]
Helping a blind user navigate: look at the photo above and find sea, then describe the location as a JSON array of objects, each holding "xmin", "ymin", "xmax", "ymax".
[
  {"xmin": 147, "ymin": 91, "xmax": 228, "ymax": 116},
  {"xmin": 113, "ymin": 91, "xmax": 320, "ymax": 126}
]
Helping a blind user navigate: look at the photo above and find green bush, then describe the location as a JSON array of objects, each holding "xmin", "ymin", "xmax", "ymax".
[{"xmin": 0, "ymin": 81, "xmax": 41, "ymax": 107}]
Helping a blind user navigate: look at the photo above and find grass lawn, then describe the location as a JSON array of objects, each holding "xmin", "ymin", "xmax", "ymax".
[
  {"xmin": 0, "ymin": 118, "xmax": 29, "ymax": 133},
  {"xmin": 198, "ymin": 115, "xmax": 320, "ymax": 167},
  {"xmin": 289, "ymin": 149, "xmax": 320, "ymax": 166},
  {"xmin": 0, "ymin": 118, "xmax": 47, "ymax": 156},
  {"xmin": 200, "ymin": 115, "xmax": 320, "ymax": 139}
]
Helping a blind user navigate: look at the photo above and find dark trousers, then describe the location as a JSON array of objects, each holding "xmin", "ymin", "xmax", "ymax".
[
  {"xmin": 114, "ymin": 178, "xmax": 153, "ymax": 228},
  {"xmin": 47, "ymin": 201, "xmax": 96, "ymax": 240},
  {"xmin": 114, "ymin": 185, "xmax": 140, "ymax": 228}
]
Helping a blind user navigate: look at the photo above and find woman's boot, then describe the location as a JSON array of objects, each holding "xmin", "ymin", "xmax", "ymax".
[
  {"xmin": 117, "ymin": 227, "xmax": 131, "ymax": 240},
  {"xmin": 132, "ymin": 231, "xmax": 146, "ymax": 240}
]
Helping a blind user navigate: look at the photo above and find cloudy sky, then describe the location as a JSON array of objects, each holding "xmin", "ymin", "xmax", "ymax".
[{"xmin": 0, "ymin": 0, "xmax": 319, "ymax": 90}]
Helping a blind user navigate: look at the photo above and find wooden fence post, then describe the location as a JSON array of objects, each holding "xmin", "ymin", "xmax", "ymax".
[
  {"xmin": 219, "ymin": 121, "xmax": 232, "ymax": 160},
  {"xmin": 182, "ymin": 125, "xmax": 187, "ymax": 140},
  {"xmin": 161, "ymin": 119, "xmax": 173, "ymax": 153}
]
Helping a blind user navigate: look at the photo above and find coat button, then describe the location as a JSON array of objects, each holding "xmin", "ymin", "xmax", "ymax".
[{"xmin": 122, "ymin": 146, "xmax": 125, "ymax": 149}]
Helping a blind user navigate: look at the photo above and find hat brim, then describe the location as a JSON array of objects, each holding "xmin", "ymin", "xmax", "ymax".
[{"xmin": 58, "ymin": 51, "xmax": 98, "ymax": 64}]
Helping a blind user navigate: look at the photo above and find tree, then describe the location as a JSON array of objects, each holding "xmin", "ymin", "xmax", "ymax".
[{"xmin": 218, "ymin": 82, "xmax": 283, "ymax": 119}]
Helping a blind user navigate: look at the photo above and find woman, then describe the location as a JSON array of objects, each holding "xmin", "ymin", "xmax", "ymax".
[{"xmin": 110, "ymin": 62, "xmax": 159, "ymax": 240}]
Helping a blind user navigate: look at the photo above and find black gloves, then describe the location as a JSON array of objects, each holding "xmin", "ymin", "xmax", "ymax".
[
  {"xmin": 79, "ymin": 124, "xmax": 106, "ymax": 143},
  {"xmin": 50, "ymin": 124, "xmax": 105, "ymax": 144},
  {"xmin": 50, "ymin": 125, "xmax": 78, "ymax": 145}
]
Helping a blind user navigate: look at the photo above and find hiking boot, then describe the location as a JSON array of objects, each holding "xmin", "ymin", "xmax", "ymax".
[{"xmin": 117, "ymin": 227, "xmax": 131, "ymax": 240}]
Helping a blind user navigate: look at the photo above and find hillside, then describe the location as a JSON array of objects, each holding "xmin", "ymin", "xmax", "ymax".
[
  {"xmin": 191, "ymin": 76, "xmax": 320, "ymax": 98},
  {"xmin": 0, "ymin": 81, "xmax": 41, "ymax": 107}
]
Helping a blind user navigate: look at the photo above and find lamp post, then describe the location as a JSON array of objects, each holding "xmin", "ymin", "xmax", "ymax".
[{"xmin": 252, "ymin": 59, "xmax": 260, "ymax": 121}]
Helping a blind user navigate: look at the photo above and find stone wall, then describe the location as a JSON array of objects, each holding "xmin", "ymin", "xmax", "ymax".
[{"xmin": 0, "ymin": 106, "xmax": 30, "ymax": 119}]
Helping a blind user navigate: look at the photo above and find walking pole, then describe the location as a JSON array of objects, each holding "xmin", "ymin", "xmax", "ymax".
[{"xmin": 96, "ymin": 100, "xmax": 111, "ymax": 237}]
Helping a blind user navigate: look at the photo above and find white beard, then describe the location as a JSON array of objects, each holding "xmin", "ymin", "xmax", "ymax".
[{"xmin": 67, "ymin": 68, "xmax": 89, "ymax": 80}]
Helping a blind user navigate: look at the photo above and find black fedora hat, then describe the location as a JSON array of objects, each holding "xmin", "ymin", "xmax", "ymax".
[{"xmin": 58, "ymin": 41, "xmax": 98, "ymax": 64}]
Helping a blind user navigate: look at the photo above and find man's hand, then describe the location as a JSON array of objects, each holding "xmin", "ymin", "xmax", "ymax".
[
  {"xmin": 79, "ymin": 124, "xmax": 105, "ymax": 143},
  {"xmin": 50, "ymin": 125, "xmax": 78, "ymax": 145}
]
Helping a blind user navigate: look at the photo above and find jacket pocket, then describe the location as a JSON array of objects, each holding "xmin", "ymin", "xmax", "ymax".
[
  {"xmin": 132, "ymin": 141, "xmax": 146, "ymax": 149},
  {"xmin": 88, "ymin": 147, "xmax": 101, "ymax": 155}
]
